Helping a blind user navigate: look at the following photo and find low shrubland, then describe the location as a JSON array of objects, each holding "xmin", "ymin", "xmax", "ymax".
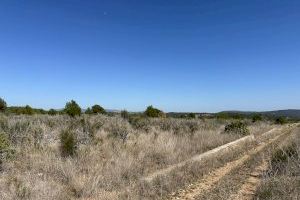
[
  {"xmin": 0, "ymin": 113, "xmax": 273, "ymax": 199},
  {"xmin": 255, "ymin": 127, "xmax": 300, "ymax": 199}
]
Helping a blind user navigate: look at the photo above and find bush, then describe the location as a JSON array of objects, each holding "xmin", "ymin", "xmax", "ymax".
[
  {"xmin": 144, "ymin": 106, "xmax": 164, "ymax": 118},
  {"xmin": 275, "ymin": 117, "xmax": 287, "ymax": 125},
  {"xmin": 108, "ymin": 120, "xmax": 129, "ymax": 143},
  {"xmin": 0, "ymin": 98, "xmax": 7, "ymax": 112},
  {"xmin": 48, "ymin": 109, "xmax": 57, "ymax": 115},
  {"xmin": 85, "ymin": 107, "xmax": 92, "ymax": 114},
  {"xmin": 0, "ymin": 132, "xmax": 10, "ymax": 153},
  {"xmin": 129, "ymin": 116, "xmax": 151, "ymax": 132},
  {"xmin": 6, "ymin": 106, "xmax": 39, "ymax": 115},
  {"xmin": 60, "ymin": 130, "xmax": 77, "ymax": 157},
  {"xmin": 23, "ymin": 105, "xmax": 34, "ymax": 115},
  {"xmin": 91, "ymin": 104, "xmax": 106, "ymax": 114},
  {"xmin": 270, "ymin": 143, "xmax": 298, "ymax": 172},
  {"xmin": 121, "ymin": 110, "xmax": 129, "ymax": 119},
  {"xmin": 252, "ymin": 114, "xmax": 262, "ymax": 123},
  {"xmin": 64, "ymin": 100, "xmax": 81, "ymax": 117},
  {"xmin": 0, "ymin": 116, "xmax": 8, "ymax": 132},
  {"xmin": 0, "ymin": 132, "xmax": 12, "ymax": 169},
  {"xmin": 186, "ymin": 121, "xmax": 199, "ymax": 134},
  {"xmin": 188, "ymin": 113, "xmax": 196, "ymax": 119},
  {"xmin": 224, "ymin": 121, "xmax": 249, "ymax": 135}
]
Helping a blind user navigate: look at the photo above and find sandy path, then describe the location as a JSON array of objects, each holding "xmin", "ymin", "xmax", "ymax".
[{"xmin": 228, "ymin": 159, "xmax": 268, "ymax": 200}]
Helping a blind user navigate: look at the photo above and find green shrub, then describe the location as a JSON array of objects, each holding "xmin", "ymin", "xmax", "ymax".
[
  {"xmin": 224, "ymin": 121, "xmax": 249, "ymax": 135},
  {"xmin": 91, "ymin": 104, "xmax": 106, "ymax": 114},
  {"xmin": 255, "ymin": 186, "xmax": 273, "ymax": 199},
  {"xmin": 64, "ymin": 100, "xmax": 81, "ymax": 117},
  {"xmin": 0, "ymin": 132, "xmax": 10, "ymax": 153},
  {"xmin": 275, "ymin": 117, "xmax": 287, "ymax": 125},
  {"xmin": 270, "ymin": 143, "xmax": 298, "ymax": 172},
  {"xmin": 6, "ymin": 106, "xmax": 40, "ymax": 115},
  {"xmin": 0, "ymin": 116, "xmax": 8, "ymax": 132},
  {"xmin": 129, "ymin": 116, "xmax": 151, "ymax": 132},
  {"xmin": 252, "ymin": 114, "xmax": 263, "ymax": 123},
  {"xmin": 0, "ymin": 132, "xmax": 12, "ymax": 169},
  {"xmin": 144, "ymin": 106, "xmax": 164, "ymax": 118},
  {"xmin": 0, "ymin": 98, "xmax": 7, "ymax": 112},
  {"xmin": 216, "ymin": 112, "xmax": 230, "ymax": 119},
  {"xmin": 60, "ymin": 130, "xmax": 77, "ymax": 157},
  {"xmin": 188, "ymin": 113, "xmax": 196, "ymax": 119},
  {"xmin": 23, "ymin": 105, "xmax": 34, "ymax": 115},
  {"xmin": 48, "ymin": 109, "xmax": 57, "ymax": 115},
  {"xmin": 121, "ymin": 110, "xmax": 129, "ymax": 119},
  {"xmin": 85, "ymin": 107, "xmax": 92, "ymax": 114}
]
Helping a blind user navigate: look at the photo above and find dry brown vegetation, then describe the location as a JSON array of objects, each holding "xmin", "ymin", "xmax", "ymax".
[
  {"xmin": 254, "ymin": 125, "xmax": 300, "ymax": 200},
  {"xmin": 0, "ymin": 114, "xmax": 273, "ymax": 200}
]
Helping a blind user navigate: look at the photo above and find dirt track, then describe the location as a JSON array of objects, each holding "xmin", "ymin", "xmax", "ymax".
[
  {"xmin": 143, "ymin": 128, "xmax": 278, "ymax": 183},
  {"xmin": 167, "ymin": 124, "xmax": 297, "ymax": 200}
]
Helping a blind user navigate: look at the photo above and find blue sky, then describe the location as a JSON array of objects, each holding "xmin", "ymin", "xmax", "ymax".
[{"xmin": 1, "ymin": 0, "xmax": 300, "ymax": 112}]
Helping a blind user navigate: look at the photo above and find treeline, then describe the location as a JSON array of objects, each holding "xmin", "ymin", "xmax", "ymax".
[
  {"xmin": 0, "ymin": 97, "xmax": 166, "ymax": 118},
  {"xmin": 6, "ymin": 106, "xmax": 48, "ymax": 115},
  {"xmin": 0, "ymin": 98, "xmax": 108, "ymax": 116},
  {"xmin": 0, "ymin": 97, "xmax": 297, "ymax": 123},
  {"xmin": 214, "ymin": 112, "xmax": 298, "ymax": 124}
]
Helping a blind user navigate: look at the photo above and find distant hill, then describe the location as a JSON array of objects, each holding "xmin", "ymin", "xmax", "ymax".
[
  {"xmin": 219, "ymin": 109, "xmax": 300, "ymax": 119},
  {"xmin": 262, "ymin": 109, "xmax": 300, "ymax": 119}
]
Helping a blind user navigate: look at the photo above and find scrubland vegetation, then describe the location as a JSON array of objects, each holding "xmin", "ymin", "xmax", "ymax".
[
  {"xmin": 255, "ymin": 126, "xmax": 300, "ymax": 200},
  {"xmin": 0, "ymin": 114, "xmax": 257, "ymax": 199},
  {"xmin": 0, "ymin": 98, "xmax": 298, "ymax": 199}
]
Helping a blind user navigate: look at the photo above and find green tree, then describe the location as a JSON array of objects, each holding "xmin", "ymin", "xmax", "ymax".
[
  {"xmin": 188, "ymin": 113, "xmax": 196, "ymax": 118},
  {"xmin": 144, "ymin": 106, "xmax": 164, "ymax": 118},
  {"xmin": 0, "ymin": 98, "xmax": 7, "ymax": 112},
  {"xmin": 252, "ymin": 114, "xmax": 262, "ymax": 123},
  {"xmin": 24, "ymin": 105, "xmax": 34, "ymax": 115},
  {"xmin": 216, "ymin": 112, "xmax": 230, "ymax": 119},
  {"xmin": 64, "ymin": 100, "xmax": 81, "ymax": 117},
  {"xmin": 91, "ymin": 104, "xmax": 106, "ymax": 114},
  {"xmin": 275, "ymin": 117, "xmax": 287, "ymax": 125},
  {"xmin": 85, "ymin": 107, "xmax": 92, "ymax": 114},
  {"xmin": 48, "ymin": 109, "xmax": 57, "ymax": 115},
  {"xmin": 121, "ymin": 110, "xmax": 129, "ymax": 119}
]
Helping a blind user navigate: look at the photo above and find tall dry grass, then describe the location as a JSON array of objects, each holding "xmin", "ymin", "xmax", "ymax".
[
  {"xmin": 255, "ymin": 126, "xmax": 300, "ymax": 200},
  {"xmin": 0, "ymin": 114, "xmax": 272, "ymax": 199}
]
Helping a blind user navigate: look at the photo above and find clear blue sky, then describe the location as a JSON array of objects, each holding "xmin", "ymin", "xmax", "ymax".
[{"xmin": 1, "ymin": 0, "xmax": 300, "ymax": 112}]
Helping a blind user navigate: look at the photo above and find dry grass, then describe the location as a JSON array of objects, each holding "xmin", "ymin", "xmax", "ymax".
[
  {"xmin": 0, "ymin": 114, "xmax": 273, "ymax": 199},
  {"xmin": 254, "ymin": 126, "xmax": 300, "ymax": 200}
]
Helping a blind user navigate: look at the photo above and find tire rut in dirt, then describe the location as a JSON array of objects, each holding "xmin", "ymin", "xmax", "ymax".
[
  {"xmin": 167, "ymin": 125, "xmax": 296, "ymax": 200},
  {"xmin": 195, "ymin": 127, "xmax": 294, "ymax": 200}
]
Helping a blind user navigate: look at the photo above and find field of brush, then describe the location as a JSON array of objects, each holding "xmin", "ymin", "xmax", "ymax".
[
  {"xmin": 254, "ymin": 127, "xmax": 300, "ymax": 200},
  {"xmin": 0, "ymin": 114, "xmax": 273, "ymax": 200}
]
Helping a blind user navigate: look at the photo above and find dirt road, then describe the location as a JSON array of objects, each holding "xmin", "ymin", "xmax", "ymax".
[{"xmin": 167, "ymin": 124, "xmax": 297, "ymax": 200}]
